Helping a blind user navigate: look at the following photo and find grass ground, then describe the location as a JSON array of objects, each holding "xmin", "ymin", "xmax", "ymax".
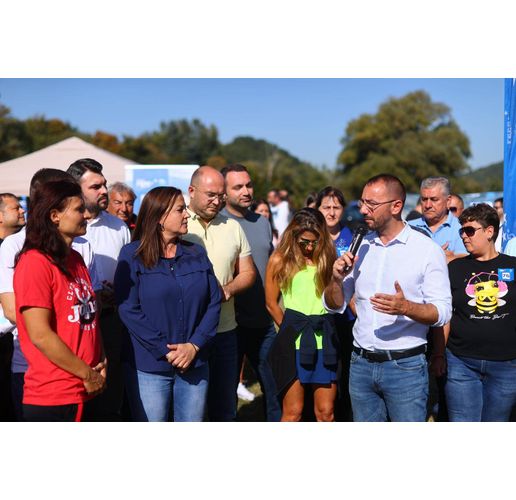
[{"xmin": 236, "ymin": 361, "xmax": 265, "ymax": 421}]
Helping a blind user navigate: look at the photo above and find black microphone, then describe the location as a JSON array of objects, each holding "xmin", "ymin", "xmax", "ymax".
[{"xmin": 343, "ymin": 225, "xmax": 368, "ymax": 272}]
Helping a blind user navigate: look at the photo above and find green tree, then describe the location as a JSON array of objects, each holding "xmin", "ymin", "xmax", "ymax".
[
  {"xmin": 119, "ymin": 134, "xmax": 170, "ymax": 164},
  {"xmin": 223, "ymin": 135, "xmax": 330, "ymax": 208},
  {"xmin": 337, "ymin": 91, "xmax": 472, "ymax": 197},
  {"xmin": 153, "ymin": 118, "xmax": 221, "ymax": 165},
  {"xmin": 92, "ymin": 130, "xmax": 121, "ymax": 154},
  {"xmin": 0, "ymin": 104, "xmax": 32, "ymax": 161},
  {"xmin": 24, "ymin": 115, "xmax": 79, "ymax": 150}
]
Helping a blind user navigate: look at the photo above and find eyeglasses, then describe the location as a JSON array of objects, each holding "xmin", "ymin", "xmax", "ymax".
[
  {"xmin": 449, "ymin": 206, "xmax": 458, "ymax": 213},
  {"xmin": 298, "ymin": 238, "xmax": 319, "ymax": 249},
  {"xmin": 357, "ymin": 198, "xmax": 397, "ymax": 212},
  {"xmin": 459, "ymin": 226, "xmax": 482, "ymax": 237},
  {"xmin": 193, "ymin": 186, "xmax": 225, "ymax": 203}
]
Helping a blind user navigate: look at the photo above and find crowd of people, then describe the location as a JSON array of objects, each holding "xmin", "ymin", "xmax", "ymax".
[{"xmin": 0, "ymin": 160, "xmax": 515, "ymax": 422}]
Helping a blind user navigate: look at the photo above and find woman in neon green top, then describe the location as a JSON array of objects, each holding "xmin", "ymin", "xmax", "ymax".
[{"xmin": 266, "ymin": 208, "xmax": 338, "ymax": 421}]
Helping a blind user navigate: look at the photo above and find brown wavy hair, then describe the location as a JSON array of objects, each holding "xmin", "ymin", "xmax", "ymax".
[
  {"xmin": 271, "ymin": 208, "xmax": 336, "ymax": 297},
  {"xmin": 132, "ymin": 186, "xmax": 182, "ymax": 268}
]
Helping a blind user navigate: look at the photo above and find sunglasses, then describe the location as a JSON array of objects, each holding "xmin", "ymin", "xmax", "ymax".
[
  {"xmin": 459, "ymin": 226, "xmax": 482, "ymax": 237},
  {"xmin": 449, "ymin": 206, "xmax": 458, "ymax": 213},
  {"xmin": 298, "ymin": 238, "xmax": 319, "ymax": 249}
]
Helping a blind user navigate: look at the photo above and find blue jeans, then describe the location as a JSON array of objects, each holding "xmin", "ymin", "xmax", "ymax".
[
  {"xmin": 445, "ymin": 349, "xmax": 516, "ymax": 422},
  {"xmin": 124, "ymin": 363, "xmax": 209, "ymax": 422},
  {"xmin": 349, "ymin": 351, "xmax": 428, "ymax": 422},
  {"xmin": 237, "ymin": 323, "xmax": 281, "ymax": 422},
  {"xmin": 207, "ymin": 329, "xmax": 240, "ymax": 422}
]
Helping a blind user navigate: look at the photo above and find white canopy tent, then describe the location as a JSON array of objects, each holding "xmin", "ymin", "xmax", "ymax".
[{"xmin": 0, "ymin": 136, "xmax": 138, "ymax": 196}]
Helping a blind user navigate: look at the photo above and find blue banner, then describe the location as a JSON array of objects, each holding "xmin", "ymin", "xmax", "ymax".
[
  {"xmin": 125, "ymin": 165, "xmax": 199, "ymax": 213},
  {"xmin": 504, "ymin": 78, "xmax": 516, "ymax": 249}
]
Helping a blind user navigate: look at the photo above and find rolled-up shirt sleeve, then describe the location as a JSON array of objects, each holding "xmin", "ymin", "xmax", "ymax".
[
  {"xmin": 322, "ymin": 275, "xmax": 355, "ymax": 314},
  {"xmin": 422, "ymin": 244, "xmax": 452, "ymax": 327}
]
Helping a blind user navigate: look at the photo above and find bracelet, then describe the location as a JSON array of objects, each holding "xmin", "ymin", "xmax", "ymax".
[{"xmin": 190, "ymin": 342, "xmax": 199, "ymax": 353}]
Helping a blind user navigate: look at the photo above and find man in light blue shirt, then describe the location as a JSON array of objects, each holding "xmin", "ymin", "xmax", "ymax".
[
  {"xmin": 408, "ymin": 176, "xmax": 467, "ymax": 262},
  {"xmin": 324, "ymin": 174, "xmax": 452, "ymax": 422}
]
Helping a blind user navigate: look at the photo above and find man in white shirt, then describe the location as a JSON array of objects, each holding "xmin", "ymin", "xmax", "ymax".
[
  {"xmin": 324, "ymin": 174, "xmax": 452, "ymax": 422},
  {"xmin": 493, "ymin": 197, "xmax": 505, "ymax": 251},
  {"xmin": 0, "ymin": 193, "xmax": 26, "ymax": 419},
  {"xmin": 67, "ymin": 158, "xmax": 131, "ymax": 421},
  {"xmin": 267, "ymin": 189, "xmax": 290, "ymax": 238}
]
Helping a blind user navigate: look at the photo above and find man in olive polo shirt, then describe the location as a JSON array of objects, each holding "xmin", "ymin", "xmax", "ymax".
[{"xmin": 183, "ymin": 166, "xmax": 256, "ymax": 421}]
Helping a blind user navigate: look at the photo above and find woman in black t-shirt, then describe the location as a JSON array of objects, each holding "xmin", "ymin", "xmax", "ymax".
[{"xmin": 432, "ymin": 203, "xmax": 516, "ymax": 421}]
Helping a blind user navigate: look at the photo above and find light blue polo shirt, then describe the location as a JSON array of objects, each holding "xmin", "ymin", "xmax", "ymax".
[{"xmin": 408, "ymin": 212, "xmax": 467, "ymax": 254}]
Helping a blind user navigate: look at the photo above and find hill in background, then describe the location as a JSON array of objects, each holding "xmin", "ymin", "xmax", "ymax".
[{"xmin": 459, "ymin": 161, "xmax": 503, "ymax": 192}]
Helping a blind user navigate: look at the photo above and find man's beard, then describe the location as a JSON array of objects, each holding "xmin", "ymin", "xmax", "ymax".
[{"xmin": 85, "ymin": 200, "xmax": 102, "ymax": 215}]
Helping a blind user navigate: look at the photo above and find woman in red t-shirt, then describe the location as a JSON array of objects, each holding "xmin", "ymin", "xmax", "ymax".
[{"xmin": 14, "ymin": 180, "xmax": 106, "ymax": 422}]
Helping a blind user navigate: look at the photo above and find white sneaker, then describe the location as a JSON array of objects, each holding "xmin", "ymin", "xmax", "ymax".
[{"xmin": 237, "ymin": 382, "xmax": 255, "ymax": 401}]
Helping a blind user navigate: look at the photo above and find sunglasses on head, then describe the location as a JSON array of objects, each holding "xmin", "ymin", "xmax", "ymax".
[
  {"xmin": 459, "ymin": 226, "xmax": 482, "ymax": 237},
  {"xmin": 298, "ymin": 238, "xmax": 319, "ymax": 249}
]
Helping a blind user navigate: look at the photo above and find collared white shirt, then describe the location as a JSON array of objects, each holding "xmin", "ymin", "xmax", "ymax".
[
  {"xmin": 84, "ymin": 211, "xmax": 131, "ymax": 284},
  {"xmin": 325, "ymin": 223, "xmax": 452, "ymax": 351}
]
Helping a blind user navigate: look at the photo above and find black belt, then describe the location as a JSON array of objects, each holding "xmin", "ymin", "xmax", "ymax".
[{"xmin": 353, "ymin": 344, "xmax": 426, "ymax": 362}]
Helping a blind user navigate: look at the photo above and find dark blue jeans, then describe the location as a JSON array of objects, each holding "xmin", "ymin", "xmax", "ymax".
[
  {"xmin": 349, "ymin": 351, "xmax": 428, "ymax": 422},
  {"xmin": 10, "ymin": 371, "xmax": 24, "ymax": 422},
  {"xmin": 207, "ymin": 329, "xmax": 240, "ymax": 422},
  {"xmin": 445, "ymin": 349, "xmax": 516, "ymax": 422},
  {"xmin": 237, "ymin": 323, "xmax": 281, "ymax": 422}
]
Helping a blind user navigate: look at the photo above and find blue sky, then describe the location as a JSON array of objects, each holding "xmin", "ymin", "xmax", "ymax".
[{"xmin": 0, "ymin": 78, "xmax": 504, "ymax": 170}]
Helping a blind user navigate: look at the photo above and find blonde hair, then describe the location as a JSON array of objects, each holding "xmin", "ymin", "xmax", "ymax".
[{"xmin": 271, "ymin": 208, "xmax": 336, "ymax": 297}]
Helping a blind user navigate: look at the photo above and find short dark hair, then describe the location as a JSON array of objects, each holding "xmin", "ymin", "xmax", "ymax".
[
  {"xmin": 220, "ymin": 163, "xmax": 249, "ymax": 178},
  {"xmin": 0, "ymin": 193, "xmax": 18, "ymax": 211},
  {"xmin": 494, "ymin": 197, "xmax": 503, "ymax": 206},
  {"xmin": 315, "ymin": 186, "xmax": 346, "ymax": 209},
  {"xmin": 365, "ymin": 174, "xmax": 406, "ymax": 203},
  {"xmin": 67, "ymin": 158, "xmax": 104, "ymax": 181},
  {"xmin": 459, "ymin": 203, "xmax": 500, "ymax": 242},
  {"xmin": 450, "ymin": 193, "xmax": 464, "ymax": 203},
  {"xmin": 304, "ymin": 192, "xmax": 317, "ymax": 208}
]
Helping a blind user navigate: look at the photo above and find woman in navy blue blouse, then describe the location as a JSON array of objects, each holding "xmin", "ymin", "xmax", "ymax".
[{"xmin": 114, "ymin": 186, "xmax": 221, "ymax": 422}]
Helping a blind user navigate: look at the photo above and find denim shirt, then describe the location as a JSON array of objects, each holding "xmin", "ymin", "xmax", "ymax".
[
  {"xmin": 114, "ymin": 240, "xmax": 221, "ymax": 372},
  {"xmin": 408, "ymin": 212, "xmax": 467, "ymax": 254}
]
